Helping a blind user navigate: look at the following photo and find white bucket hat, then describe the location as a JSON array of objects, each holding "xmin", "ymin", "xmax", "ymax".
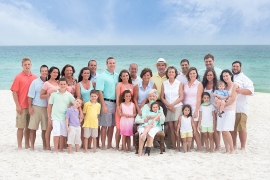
[{"xmin": 154, "ymin": 58, "xmax": 169, "ymax": 67}]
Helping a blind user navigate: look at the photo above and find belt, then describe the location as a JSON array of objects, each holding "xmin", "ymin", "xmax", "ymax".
[{"xmin": 104, "ymin": 98, "xmax": 116, "ymax": 102}]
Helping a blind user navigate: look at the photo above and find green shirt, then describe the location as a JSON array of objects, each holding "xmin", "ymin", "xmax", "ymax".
[
  {"xmin": 95, "ymin": 69, "xmax": 118, "ymax": 100},
  {"xmin": 49, "ymin": 90, "xmax": 75, "ymax": 120}
]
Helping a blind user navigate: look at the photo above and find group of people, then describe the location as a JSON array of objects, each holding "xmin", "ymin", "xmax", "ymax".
[{"xmin": 11, "ymin": 53, "xmax": 254, "ymax": 156}]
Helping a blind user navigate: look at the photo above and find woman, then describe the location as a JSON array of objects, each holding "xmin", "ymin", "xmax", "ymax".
[
  {"xmin": 135, "ymin": 89, "xmax": 165, "ymax": 156},
  {"xmin": 133, "ymin": 68, "xmax": 157, "ymax": 115},
  {"xmin": 75, "ymin": 67, "xmax": 93, "ymax": 103},
  {"xmin": 40, "ymin": 66, "xmax": 60, "ymax": 150},
  {"xmin": 202, "ymin": 68, "xmax": 220, "ymax": 150},
  {"xmin": 115, "ymin": 69, "xmax": 134, "ymax": 150},
  {"xmin": 217, "ymin": 69, "xmax": 238, "ymax": 154},
  {"xmin": 61, "ymin": 64, "xmax": 77, "ymax": 97},
  {"xmin": 160, "ymin": 66, "xmax": 183, "ymax": 150},
  {"xmin": 183, "ymin": 67, "xmax": 203, "ymax": 151},
  {"xmin": 75, "ymin": 67, "xmax": 93, "ymax": 149}
]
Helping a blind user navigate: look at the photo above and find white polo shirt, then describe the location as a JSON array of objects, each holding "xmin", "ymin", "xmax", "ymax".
[
  {"xmin": 234, "ymin": 72, "xmax": 254, "ymax": 115},
  {"xmin": 176, "ymin": 72, "xmax": 188, "ymax": 84},
  {"xmin": 131, "ymin": 76, "xmax": 142, "ymax": 86}
]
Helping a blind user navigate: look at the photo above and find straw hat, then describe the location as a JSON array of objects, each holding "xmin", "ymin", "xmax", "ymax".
[{"xmin": 154, "ymin": 58, "xmax": 169, "ymax": 67}]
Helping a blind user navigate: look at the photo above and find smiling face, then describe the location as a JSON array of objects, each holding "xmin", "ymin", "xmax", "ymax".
[
  {"xmin": 81, "ymin": 69, "xmax": 90, "ymax": 80},
  {"xmin": 204, "ymin": 58, "xmax": 214, "ymax": 69},
  {"xmin": 206, "ymin": 71, "xmax": 214, "ymax": 82},
  {"xmin": 50, "ymin": 69, "xmax": 59, "ymax": 80},
  {"xmin": 120, "ymin": 72, "xmax": 129, "ymax": 83},
  {"xmin": 22, "ymin": 60, "xmax": 32, "ymax": 73},
  {"xmin": 157, "ymin": 63, "xmax": 166, "ymax": 74},
  {"xmin": 202, "ymin": 94, "xmax": 210, "ymax": 103},
  {"xmin": 151, "ymin": 104, "xmax": 159, "ymax": 112},
  {"xmin": 90, "ymin": 93, "xmax": 98, "ymax": 102},
  {"xmin": 167, "ymin": 68, "xmax": 176, "ymax": 79},
  {"xmin": 222, "ymin": 72, "xmax": 232, "ymax": 84},
  {"xmin": 189, "ymin": 70, "xmax": 197, "ymax": 81},
  {"xmin": 88, "ymin": 61, "xmax": 97, "ymax": 74},
  {"xmin": 58, "ymin": 80, "xmax": 67, "ymax": 91},
  {"xmin": 142, "ymin": 72, "xmax": 151, "ymax": 82},
  {"xmin": 74, "ymin": 99, "xmax": 82, "ymax": 108},
  {"xmin": 129, "ymin": 64, "xmax": 138, "ymax": 77},
  {"xmin": 232, "ymin": 63, "xmax": 241, "ymax": 75},
  {"xmin": 148, "ymin": 93, "xmax": 157, "ymax": 102},
  {"xmin": 183, "ymin": 107, "xmax": 191, "ymax": 116},
  {"xmin": 181, "ymin": 61, "xmax": 189, "ymax": 74},
  {"xmin": 218, "ymin": 83, "xmax": 225, "ymax": 90},
  {"xmin": 40, "ymin": 67, "xmax": 48, "ymax": 78},
  {"xmin": 124, "ymin": 92, "xmax": 132, "ymax": 102},
  {"xmin": 106, "ymin": 58, "xmax": 116, "ymax": 72},
  {"xmin": 64, "ymin": 67, "xmax": 73, "ymax": 78}
]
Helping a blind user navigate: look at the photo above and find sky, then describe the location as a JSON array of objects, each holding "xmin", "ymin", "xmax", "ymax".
[{"xmin": 0, "ymin": 0, "xmax": 270, "ymax": 45}]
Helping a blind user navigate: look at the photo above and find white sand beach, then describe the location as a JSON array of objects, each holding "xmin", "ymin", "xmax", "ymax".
[{"xmin": 0, "ymin": 90, "xmax": 269, "ymax": 179}]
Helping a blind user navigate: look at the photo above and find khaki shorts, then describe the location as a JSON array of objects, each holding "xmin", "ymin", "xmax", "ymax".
[
  {"xmin": 28, "ymin": 106, "xmax": 48, "ymax": 130},
  {"xmin": 84, "ymin": 128, "xmax": 98, "ymax": 138},
  {"xmin": 16, "ymin": 109, "xmax": 30, "ymax": 128},
  {"xmin": 165, "ymin": 106, "xmax": 182, "ymax": 122},
  {"xmin": 67, "ymin": 126, "xmax": 81, "ymax": 145},
  {"xmin": 180, "ymin": 132, "xmax": 193, "ymax": 138},
  {"xmin": 234, "ymin": 113, "xmax": 247, "ymax": 131}
]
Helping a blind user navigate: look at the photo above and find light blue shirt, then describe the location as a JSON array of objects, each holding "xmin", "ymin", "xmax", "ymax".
[
  {"xmin": 198, "ymin": 67, "xmax": 223, "ymax": 81},
  {"xmin": 28, "ymin": 77, "xmax": 47, "ymax": 107},
  {"xmin": 138, "ymin": 81, "xmax": 154, "ymax": 106},
  {"xmin": 80, "ymin": 81, "xmax": 94, "ymax": 102},
  {"xmin": 90, "ymin": 73, "xmax": 99, "ymax": 82},
  {"xmin": 95, "ymin": 70, "xmax": 118, "ymax": 100}
]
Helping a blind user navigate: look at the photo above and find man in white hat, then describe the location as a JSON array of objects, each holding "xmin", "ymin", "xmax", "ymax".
[{"xmin": 150, "ymin": 58, "xmax": 172, "ymax": 148}]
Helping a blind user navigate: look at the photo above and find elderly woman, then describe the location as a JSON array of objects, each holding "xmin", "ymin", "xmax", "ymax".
[
  {"xmin": 218, "ymin": 69, "xmax": 238, "ymax": 154},
  {"xmin": 133, "ymin": 68, "xmax": 157, "ymax": 116},
  {"xmin": 183, "ymin": 67, "xmax": 203, "ymax": 151},
  {"xmin": 61, "ymin": 64, "xmax": 77, "ymax": 97},
  {"xmin": 160, "ymin": 66, "xmax": 184, "ymax": 150},
  {"xmin": 135, "ymin": 89, "xmax": 165, "ymax": 156}
]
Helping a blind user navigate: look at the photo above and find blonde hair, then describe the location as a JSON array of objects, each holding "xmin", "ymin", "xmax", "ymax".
[
  {"xmin": 21, "ymin": 57, "xmax": 31, "ymax": 65},
  {"xmin": 217, "ymin": 80, "xmax": 225, "ymax": 87}
]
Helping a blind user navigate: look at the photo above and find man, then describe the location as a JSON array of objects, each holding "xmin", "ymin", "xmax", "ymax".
[
  {"xmin": 28, "ymin": 65, "xmax": 49, "ymax": 150},
  {"xmin": 176, "ymin": 59, "xmax": 190, "ymax": 84},
  {"xmin": 231, "ymin": 61, "xmax": 254, "ymax": 150},
  {"xmin": 10, "ymin": 57, "xmax": 37, "ymax": 150},
  {"xmin": 129, "ymin": 63, "xmax": 142, "ymax": 86},
  {"xmin": 95, "ymin": 57, "xmax": 118, "ymax": 150},
  {"xmin": 198, "ymin": 53, "xmax": 222, "ymax": 80},
  {"xmin": 88, "ymin": 60, "xmax": 99, "ymax": 82},
  {"xmin": 150, "ymin": 58, "xmax": 171, "ymax": 148}
]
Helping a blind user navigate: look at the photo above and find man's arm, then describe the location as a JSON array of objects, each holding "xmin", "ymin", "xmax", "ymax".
[{"xmin": 12, "ymin": 91, "xmax": 22, "ymax": 114}]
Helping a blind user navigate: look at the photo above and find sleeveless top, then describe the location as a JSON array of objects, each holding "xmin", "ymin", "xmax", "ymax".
[
  {"xmin": 224, "ymin": 83, "xmax": 237, "ymax": 111},
  {"xmin": 180, "ymin": 115, "xmax": 192, "ymax": 133},
  {"xmin": 120, "ymin": 82, "xmax": 134, "ymax": 96},
  {"xmin": 80, "ymin": 81, "xmax": 94, "ymax": 102},
  {"xmin": 138, "ymin": 81, "xmax": 154, "ymax": 106},
  {"xmin": 183, "ymin": 80, "xmax": 200, "ymax": 109},
  {"xmin": 163, "ymin": 79, "xmax": 182, "ymax": 107},
  {"xmin": 66, "ymin": 78, "xmax": 77, "ymax": 96}
]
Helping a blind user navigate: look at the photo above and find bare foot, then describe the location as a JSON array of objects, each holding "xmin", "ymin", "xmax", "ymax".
[
  {"xmin": 84, "ymin": 150, "xmax": 88, "ymax": 153},
  {"xmin": 93, "ymin": 149, "xmax": 97, "ymax": 153},
  {"xmin": 230, "ymin": 150, "xmax": 235, "ymax": 154},
  {"xmin": 25, "ymin": 145, "xmax": 30, "ymax": 149},
  {"xmin": 46, "ymin": 147, "xmax": 51, "ymax": 151},
  {"xmin": 15, "ymin": 147, "xmax": 23, "ymax": 150},
  {"xmin": 68, "ymin": 152, "xmax": 73, "ymax": 154},
  {"xmin": 30, "ymin": 147, "xmax": 34, "ymax": 151},
  {"xmin": 107, "ymin": 146, "xmax": 114, "ymax": 149},
  {"xmin": 101, "ymin": 146, "xmax": 106, "ymax": 150},
  {"xmin": 240, "ymin": 147, "xmax": 245, "ymax": 150}
]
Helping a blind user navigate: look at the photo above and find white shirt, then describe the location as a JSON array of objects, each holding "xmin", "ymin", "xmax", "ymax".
[
  {"xmin": 199, "ymin": 104, "xmax": 215, "ymax": 127},
  {"xmin": 163, "ymin": 79, "xmax": 182, "ymax": 107},
  {"xmin": 176, "ymin": 72, "xmax": 188, "ymax": 84},
  {"xmin": 131, "ymin": 76, "xmax": 142, "ymax": 86},
  {"xmin": 180, "ymin": 115, "xmax": 192, "ymax": 133},
  {"xmin": 234, "ymin": 72, "xmax": 254, "ymax": 115}
]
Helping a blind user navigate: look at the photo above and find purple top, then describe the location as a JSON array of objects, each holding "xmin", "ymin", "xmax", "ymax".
[{"xmin": 66, "ymin": 107, "xmax": 80, "ymax": 127}]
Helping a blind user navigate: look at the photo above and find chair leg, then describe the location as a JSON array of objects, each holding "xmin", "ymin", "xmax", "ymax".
[
  {"xmin": 160, "ymin": 137, "xmax": 165, "ymax": 154},
  {"xmin": 135, "ymin": 134, "xmax": 139, "ymax": 154}
]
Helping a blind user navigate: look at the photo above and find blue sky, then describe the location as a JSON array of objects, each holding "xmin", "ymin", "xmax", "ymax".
[{"xmin": 0, "ymin": 0, "xmax": 270, "ymax": 45}]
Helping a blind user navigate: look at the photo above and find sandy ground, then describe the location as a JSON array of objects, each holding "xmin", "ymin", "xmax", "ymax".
[{"xmin": 0, "ymin": 90, "xmax": 270, "ymax": 179}]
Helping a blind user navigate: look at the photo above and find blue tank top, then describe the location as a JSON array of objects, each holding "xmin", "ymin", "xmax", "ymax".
[{"xmin": 80, "ymin": 81, "xmax": 94, "ymax": 102}]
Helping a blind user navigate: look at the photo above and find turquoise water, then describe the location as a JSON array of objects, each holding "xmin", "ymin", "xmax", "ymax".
[{"xmin": 0, "ymin": 45, "xmax": 269, "ymax": 92}]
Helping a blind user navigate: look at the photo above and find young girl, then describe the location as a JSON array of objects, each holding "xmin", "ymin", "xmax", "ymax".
[
  {"xmin": 139, "ymin": 102, "xmax": 161, "ymax": 141},
  {"xmin": 177, "ymin": 105, "xmax": 196, "ymax": 153},
  {"xmin": 119, "ymin": 90, "xmax": 136, "ymax": 152},
  {"xmin": 198, "ymin": 92, "xmax": 216, "ymax": 153}
]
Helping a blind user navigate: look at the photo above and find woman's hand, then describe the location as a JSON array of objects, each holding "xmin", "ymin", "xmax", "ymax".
[
  {"xmin": 168, "ymin": 105, "xmax": 175, "ymax": 112},
  {"xmin": 193, "ymin": 111, "xmax": 198, "ymax": 118},
  {"xmin": 137, "ymin": 109, "xmax": 142, "ymax": 116}
]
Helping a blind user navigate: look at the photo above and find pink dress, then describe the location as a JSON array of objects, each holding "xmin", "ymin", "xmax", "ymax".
[
  {"xmin": 120, "ymin": 102, "xmax": 134, "ymax": 136},
  {"xmin": 115, "ymin": 82, "xmax": 134, "ymax": 129},
  {"xmin": 183, "ymin": 80, "xmax": 201, "ymax": 121}
]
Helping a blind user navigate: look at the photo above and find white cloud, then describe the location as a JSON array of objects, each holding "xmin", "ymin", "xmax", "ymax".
[{"xmin": 161, "ymin": 0, "xmax": 270, "ymax": 44}]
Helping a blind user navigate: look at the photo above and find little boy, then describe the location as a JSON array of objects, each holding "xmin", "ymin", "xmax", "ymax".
[
  {"xmin": 66, "ymin": 98, "xmax": 83, "ymax": 154},
  {"xmin": 83, "ymin": 90, "xmax": 101, "ymax": 153},
  {"xmin": 213, "ymin": 81, "xmax": 229, "ymax": 117},
  {"xmin": 47, "ymin": 78, "xmax": 75, "ymax": 153}
]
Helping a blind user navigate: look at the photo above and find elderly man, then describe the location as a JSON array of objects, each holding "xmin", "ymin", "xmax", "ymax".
[
  {"xmin": 129, "ymin": 63, "xmax": 142, "ymax": 86},
  {"xmin": 198, "ymin": 53, "xmax": 222, "ymax": 80},
  {"xmin": 176, "ymin": 59, "xmax": 190, "ymax": 84},
  {"xmin": 95, "ymin": 57, "xmax": 118, "ymax": 150},
  {"xmin": 231, "ymin": 61, "xmax": 254, "ymax": 150},
  {"xmin": 150, "ymin": 58, "xmax": 172, "ymax": 148},
  {"xmin": 88, "ymin": 60, "xmax": 99, "ymax": 82}
]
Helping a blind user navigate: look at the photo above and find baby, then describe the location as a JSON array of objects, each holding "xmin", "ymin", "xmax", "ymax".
[{"xmin": 213, "ymin": 81, "xmax": 229, "ymax": 117}]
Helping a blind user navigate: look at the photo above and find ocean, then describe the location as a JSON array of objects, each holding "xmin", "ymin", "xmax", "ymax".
[{"xmin": 0, "ymin": 45, "xmax": 269, "ymax": 92}]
